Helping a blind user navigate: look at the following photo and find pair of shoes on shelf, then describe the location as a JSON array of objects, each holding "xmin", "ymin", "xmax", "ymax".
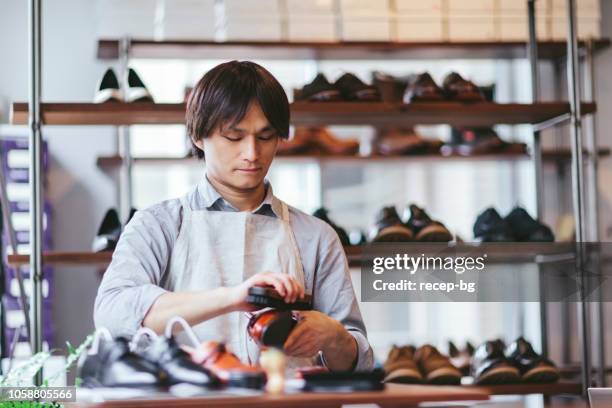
[
  {"xmin": 95, "ymin": 68, "xmax": 153, "ymax": 103},
  {"xmin": 441, "ymin": 127, "xmax": 527, "ymax": 156},
  {"xmin": 92, "ymin": 208, "xmax": 137, "ymax": 252},
  {"xmin": 371, "ymin": 204, "xmax": 453, "ymax": 243},
  {"xmin": 79, "ymin": 318, "xmax": 266, "ymax": 390},
  {"xmin": 373, "ymin": 71, "xmax": 485, "ymax": 103},
  {"xmin": 296, "ymin": 73, "xmax": 380, "ymax": 102},
  {"xmin": 472, "ymin": 337, "xmax": 559, "ymax": 384},
  {"xmin": 278, "ymin": 127, "xmax": 360, "ymax": 156},
  {"xmin": 474, "ymin": 207, "xmax": 554, "ymax": 242},
  {"xmin": 374, "ymin": 128, "xmax": 443, "ymax": 156},
  {"xmin": 384, "ymin": 344, "xmax": 462, "ymax": 385}
]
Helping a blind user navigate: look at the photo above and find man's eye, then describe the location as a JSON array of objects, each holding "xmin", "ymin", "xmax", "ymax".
[
  {"xmin": 259, "ymin": 133, "xmax": 277, "ymax": 141},
  {"xmin": 223, "ymin": 134, "xmax": 241, "ymax": 141}
]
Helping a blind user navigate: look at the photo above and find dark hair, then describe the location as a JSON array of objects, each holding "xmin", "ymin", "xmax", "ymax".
[{"xmin": 186, "ymin": 60, "xmax": 290, "ymax": 159}]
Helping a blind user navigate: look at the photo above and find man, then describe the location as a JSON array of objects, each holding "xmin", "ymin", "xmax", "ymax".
[{"xmin": 94, "ymin": 60, "xmax": 373, "ymax": 371}]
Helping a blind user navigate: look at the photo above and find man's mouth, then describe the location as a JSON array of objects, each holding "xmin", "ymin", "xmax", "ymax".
[{"xmin": 236, "ymin": 168, "xmax": 262, "ymax": 173}]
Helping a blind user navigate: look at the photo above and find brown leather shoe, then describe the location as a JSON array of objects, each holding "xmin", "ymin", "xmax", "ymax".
[
  {"xmin": 442, "ymin": 72, "xmax": 485, "ymax": 102},
  {"xmin": 403, "ymin": 204, "xmax": 453, "ymax": 242},
  {"xmin": 188, "ymin": 341, "xmax": 265, "ymax": 389},
  {"xmin": 374, "ymin": 128, "xmax": 428, "ymax": 155},
  {"xmin": 403, "ymin": 73, "xmax": 445, "ymax": 103},
  {"xmin": 371, "ymin": 206, "xmax": 414, "ymax": 242},
  {"xmin": 277, "ymin": 127, "xmax": 319, "ymax": 155},
  {"xmin": 414, "ymin": 345, "xmax": 462, "ymax": 385},
  {"xmin": 311, "ymin": 127, "xmax": 360, "ymax": 155},
  {"xmin": 383, "ymin": 345, "xmax": 423, "ymax": 384}
]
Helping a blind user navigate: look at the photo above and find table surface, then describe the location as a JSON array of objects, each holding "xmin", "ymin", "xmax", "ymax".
[{"xmin": 68, "ymin": 383, "xmax": 490, "ymax": 408}]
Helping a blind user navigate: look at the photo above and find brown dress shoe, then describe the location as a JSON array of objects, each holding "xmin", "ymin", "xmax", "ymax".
[
  {"xmin": 374, "ymin": 128, "xmax": 428, "ymax": 156},
  {"xmin": 442, "ymin": 72, "xmax": 485, "ymax": 102},
  {"xmin": 383, "ymin": 345, "xmax": 423, "ymax": 384},
  {"xmin": 403, "ymin": 73, "xmax": 445, "ymax": 103},
  {"xmin": 277, "ymin": 127, "xmax": 318, "ymax": 155},
  {"xmin": 311, "ymin": 127, "xmax": 360, "ymax": 155},
  {"xmin": 414, "ymin": 345, "xmax": 462, "ymax": 385},
  {"xmin": 403, "ymin": 204, "xmax": 453, "ymax": 242}
]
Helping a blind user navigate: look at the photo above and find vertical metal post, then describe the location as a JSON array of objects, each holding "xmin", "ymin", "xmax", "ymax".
[
  {"xmin": 583, "ymin": 41, "xmax": 606, "ymax": 387},
  {"xmin": 118, "ymin": 37, "xmax": 133, "ymax": 221},
  {"xmin": 566, "ymin": 0, "xmax": 591, "ymax": 392},
  {"xmin": 527, "ymin": 0, "xmax": 548, "ymax": 359},
  {"xmin": 28, "ymin": 0, "xmax": 44, "ymax": 386}
]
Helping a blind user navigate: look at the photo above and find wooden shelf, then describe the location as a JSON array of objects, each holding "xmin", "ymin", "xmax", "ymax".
[
  {"xmin": 95, "ymin": 148, "xmax": 611, "ymax": 169},
  {"xmin": 97, "ymin": 39, "xmax": 611, "ymax": 61},
  {"xmin": 6, "ymin": 243, "xmax": 576, "ymax": 267},
  {"xmin": 10, "ymin": 102, "xmax": 597, "ymax": 127},
  {"xmin": 470, "ymin": 381, "xmax": 582, "ymax": 396}
]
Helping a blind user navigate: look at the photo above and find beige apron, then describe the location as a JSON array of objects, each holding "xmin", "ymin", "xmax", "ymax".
[{"xmin": 165, "ymin": 193, "xmax": 312, "ymax": 367}]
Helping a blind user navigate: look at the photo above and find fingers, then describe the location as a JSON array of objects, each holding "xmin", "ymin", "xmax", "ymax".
[{"xmin": 250, "ymin": 272, "xmax": 304, "ymax": 303}]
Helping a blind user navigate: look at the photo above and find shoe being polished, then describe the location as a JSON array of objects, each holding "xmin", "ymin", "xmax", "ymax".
[
  {"xmin": 471, "ymin": 340, "xmax": 520, "ymax": 385},
  {"xmin": 414, "ymin": 345, "xmax": 462, "ymax": 385},
  {"xmin": 313, "ymin": 208, "xmax": 351, "ymax": 246},
  {"xmin": 383, "ymin": 345, "xmax": 423, "ymax": 384},
  {"xmin": 371, "ymin": 206, "xmax": 414, "ymax": 242},
  {"xmin": 94, "ymin": 68, "xmax": 122, "ymax": 103},
  {"xmin": 78, "ymin": 329, "xmax": 159, "ymax": 388},
  {"xmin": 334, "ymin": 73, "xmax": 380, "ymax": 101},
  {"xmin": 505, "ymin": 207, "xmax": 554, "ymax": 242},
  {"xmin": 506, "ymin": 337, "xmax": 559, "ymax": 383},
  {"xmin": 189, "ymin": 341, "xmax": 265, "ymax": 389},
  {"xmin": 403, "ymin": 73, "xmax": 445, "ymax": 103},
  {"xmin": 298, "ymin": 73, "xmax": 342, "ymax": 102},
  {"xmin": 92, "ymin": 208, "xmax": 122, "ymax": 252},
  {"xmin": 442, "ymin": 72, "xmax": 484, "ymax": 102},
  {"xmin": 125, "ymin": 68, "xmax": 154, "ymax": 103},
  {"xmin": 403, "ymin": 204, "xmax": 452, "ymax": 242},
  {"xmin": 473, "ymin": 208, "xmax": 515, "ymax": 242},
  {"xmin": 135, "ymin": 330, "xmax": 219, "ymax": 387}
]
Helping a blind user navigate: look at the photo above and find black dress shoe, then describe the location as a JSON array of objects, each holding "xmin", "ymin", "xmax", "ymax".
[
  {"xmin": 335, "ymin": 73, "xmax": 380, "ymax": 101},
  {"xmin": 78, "ymin": 336, "xmax": 159, "ymax": 388},
  {"xmin": 94, "ymin": 68, "xmax": 122, "ymax": 103},
  {"xmin": 505, "ymin": 207, "xmax": 555, "ymax": 242},
  {"xmin": 371, "ymin": 206, "xmax": 414, "ymax": 242},
  {"xmin": 506, "ymin": 337, "xmax": 559, "ymax": 383},
  {"xmin": 471, "ymin": 340, "xmax": 520, "ymax": 385},
  {"xmin": 372, "ymin": 71, "xmax": 410, "ymax": 102},
  {"xmin": 139, "ymin": 335, "xmax": 220, "ymax": 387},
  {"xmin": 313, "ymin": 208, "xmax": 351, "ymax": 246},
  {"xmin": 125, "ymin": 68, "xmax": 154, "ymax": 103},
  {"xmin": 403, "ymin": 73, "xmax": 445, "ymax": 103},
  {"xmin": 92, "ymin": 209, "xmax": 122, "ymax": 252},
  {"xmin": 473, "ymin": 208, "xmax": 515, "ymax": 242},
  {"xmin": 441, "ymin": 128, "xmax": 527, "ymax": 156},
  {"xmin": 403, "ymin": 204, "xmax": 452, "ymax": 242},
  {"xmin": 442, "ymin": 72, "xmax": 484, "ymax": 102},
  {"xmin": 298, "ymin": 73, "xmax": 342, "ymax": 102}
]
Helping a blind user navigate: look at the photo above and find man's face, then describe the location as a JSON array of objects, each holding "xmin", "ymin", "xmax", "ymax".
[{"xmin": 196, "ymin": 101, "xmax": 279, "ymax": 191}]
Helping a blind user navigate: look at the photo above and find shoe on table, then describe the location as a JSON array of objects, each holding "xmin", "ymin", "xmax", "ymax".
[
  {"xmin": 334, "ymin": 73, "xmax": 380, "ymax": 102},
  {"xmin": 125, "ymin": 68, "xmax": 154, "ymax": 103},
  {"xmin": 78, "ymin": 330, "xmax": 159, "ymax": 389},
  {"xmin": 506, "ymin": 337, "xmax": 559, "ymax": 383},
  {"xmin": 311, "ymin": 127, "xmax": 360, "ymax": 155},
  {"xmin": 374, "ymin": 128, "xmax": 428, "ymax": 156},
  {"xmin": 473, "ymin": 208, "xmax": 515, "ymax": 242},
  {"xmin": 442, "ymin": 72, "xmax": 485, "ymax": 102},
  {"xmin": 94, "ymin": 68, "xmax": 122, "ymax": 103},
  {"xmin": 403, "ymin": 204, "xmax": 453, "ymax": 242},
  {"xmin": 313, "ymin": 208, "xmax": 351, "ymax": 246},
  {"xmin": 505, "ymin": 207, "xmax": 555, "ymax": 242},
  {"xmin": 92, "ymin": 208, "xmax": 122, "ymax": 252},
  {"xmin": 403, "ymin": 73, "xmax": 445, "ymax": 103},
  {"xmin": 297, "ymin": 73, "xmax": 342, "ymax": 102},
  {"xmin": 370, "ymin": 206, "xmax": 414, "ymax": 242},
  {"xmin": 137, "ymin": 333, "xmax": 220, "ymax": 387},
  {"xmin": 414, "ymin": 344, "xmax": 462, "ymax": 385},
  {"xmin": 188, "ymin": 341, "xmax": 265, "ymax": 389},
  {"xmin": 383, "ymin": 345, "xmax": 423, "ymax": 384},
  {"xmin": 471, "ymin": 340, "xmax": 520, "ymax": 385}
]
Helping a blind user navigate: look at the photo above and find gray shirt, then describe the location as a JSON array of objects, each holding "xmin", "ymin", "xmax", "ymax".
[{"xmin": 94, "ymin": 176, "xmax": 374, "ymax": 370}]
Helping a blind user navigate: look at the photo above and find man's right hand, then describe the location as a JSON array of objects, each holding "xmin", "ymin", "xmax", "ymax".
[{"xmin": 229, "ymin": 272, "xmax": 305, "ymax": 312}]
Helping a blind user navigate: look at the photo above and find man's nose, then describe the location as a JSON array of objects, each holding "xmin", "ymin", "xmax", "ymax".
[{"xmin": 242, "ymin": 135, "xmax": 259, "ymax": 161}]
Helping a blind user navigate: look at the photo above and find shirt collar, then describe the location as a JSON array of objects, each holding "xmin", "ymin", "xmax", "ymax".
[{"xmin": 197, "ymin": 175, "xmax": 281, "ymax": 218}]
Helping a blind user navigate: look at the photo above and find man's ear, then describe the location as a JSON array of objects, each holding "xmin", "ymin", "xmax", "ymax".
[{"xmin": 193, "ymin": 138, "xmax": 204, "ymax": 151}]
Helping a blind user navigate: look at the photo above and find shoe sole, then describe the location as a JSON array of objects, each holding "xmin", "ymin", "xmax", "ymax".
[
  {"xmin": 425, "ymin": 367, "xmax": 462, "ymax": 385},
  {"xmin": 416, "ymin": 225, "xmax": 453, "ymax": 242},
  {"xmin": 372, "ymin": 225, "xmax": 414, "ymax": 242},
  {"xmin": 475, "ymin": 366, "xmax": 521, "ymax": 385},
  {"xmin": 522, "ymin": 366, "xmax": 560, "ymax": 383},
  {"xmin": 384, "ymin": 368, "xmax": 423, "ymax": 384}
]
